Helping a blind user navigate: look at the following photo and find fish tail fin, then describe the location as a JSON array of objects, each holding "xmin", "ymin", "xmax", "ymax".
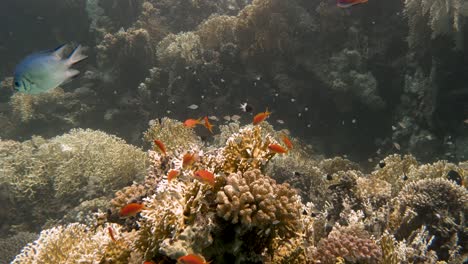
[
  {"xmin": 67, "ymin": 45, "xmax": 88, "ymax": 66},
  {"xmin": 65, "ymin": 69, "xmax": 80, "ymax": 80},
  {"xmin": 53, "ymin": 44, "xmax": 68, "ymax": 58}
]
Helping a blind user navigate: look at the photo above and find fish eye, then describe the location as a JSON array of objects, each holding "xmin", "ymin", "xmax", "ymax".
[{"xmin": 14, "ymin": 81, "xmax": 19, "ymax": 87}]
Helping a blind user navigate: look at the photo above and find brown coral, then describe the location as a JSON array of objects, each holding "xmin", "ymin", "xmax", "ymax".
[
  {"xmin": 313, "ymin": 225, "xmax": 382, "ymax": 264},
  {"xmin": 220, "ymin": 125, "xmax": 276, "ymax": 173},
  {"xmin": 215, "ymin": 169, "xmax": 302, "ymax": 238}
]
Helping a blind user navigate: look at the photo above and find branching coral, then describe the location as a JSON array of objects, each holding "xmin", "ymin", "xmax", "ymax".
[
  {"xmin": 215, "ymin": 169, "xmax": 302, "ymax": 238},
  {"xmin": 219, "ymin": 125, "xmax": 276, "ymax": 173}
]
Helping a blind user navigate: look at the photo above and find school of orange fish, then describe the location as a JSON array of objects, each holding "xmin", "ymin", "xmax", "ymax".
[{"xmin": 116, "ymin": 108, "xmax": 293, "ymax": 263}]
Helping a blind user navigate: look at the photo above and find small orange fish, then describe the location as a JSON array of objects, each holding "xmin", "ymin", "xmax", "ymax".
[
  {"xmin": 154, "ymin": 139, "xmax": 166, "ymax": 155},
  {"xmin": 268, "ymin": 143, "xmax": 288, "ymax": 154},
  {"xmin": 178, "ymin": 254, "xmax": 211, "ymax": 264},
  {"xmin": 108, "ymin": 226, "xmax": 116, "ymax": 242},
  {"xmin": 337, "ymin": 0, "xmax": 368, "ymax": 8},
  {"xmin": 119, "ymin": 203, "xmax": 145, "ymax": 218},
  {"xmin": 167, "ymin": 169, "xmax": 180, "ymax": 182},
  {"xmin": 193, "ymin": 170, "xmax": 215, "ymax": 187},
  {"xmin": 204, "ymin": 116, "xmax": 214, "ymax": 133},
  {"xmin": 184, "ymin": 118, "xmax": 202, "ymax": 128},
  {"xmin": 182, "ymin": 152, "xmax": 198, "ymax": 168},
  {"xmin": 253, "ymin": 108, "xmax": 271, "ymax": 125},
  {"xmin": 281, "ymin": 134, "xmax": 293, "ymax": 149},
  {"xmin": 143, "ymin": 261, "xmax": 156, "ymax": 264}
]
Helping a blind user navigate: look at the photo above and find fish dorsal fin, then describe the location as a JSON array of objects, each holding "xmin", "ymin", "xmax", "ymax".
[{"xmin": 52, "ymin": 44, "xmax": 68, "ymax": 59}]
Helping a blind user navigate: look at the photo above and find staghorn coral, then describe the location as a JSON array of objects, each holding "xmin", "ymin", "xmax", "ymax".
[
  {"xmin": 390, "ymin": 178, "xmax": 468, "ymax": 260},
  {"xmin": 312, "ymin": 224, "xmax": 382, "ymax": 264},
  {"xmin": 215, "ymin": 169, "xmax": 302, "ymax": 238}
]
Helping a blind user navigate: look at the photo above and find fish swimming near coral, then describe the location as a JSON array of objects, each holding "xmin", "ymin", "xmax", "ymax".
[
  {"xmin": 253, "ymin": 108, "xmax": 271, "ymax": 125},
  {"xmin": 193, "ymin": 169, "xmax": 215, "ymax": 187},
  {"xmin": 336, "ymin": 0, "xmax": 368, "ymax": 8},
  {"xmin": 178, "ymin": 254, "xmax": 211, "ymax": 264},
  {"xmin": 119, "ymin": 203, "xmax": 145, "ymax": 218},
  {"xmin": 167, "ymin": 169, "xmax": 180, "ymax": 182},
  {"xmin": 107, "ymin": 226, "xmax": 116, "ymax": 241},
  {"xmin": 182, "ymin": 152, "xmax": 198, "ymax": 168},
  {"xmin": 204, "ymin": 116, "xmax": 214, "ymax": 133},
  {"xmin": 13, "ymin": 44, "xmax": 87, "ymax": 94},
  {"xmin": 281, "ymin": 134, "xmax": 293, "ymax": 149},
  {"xmin": 268, "ymin": 143, "xmax": 288, "ymax": 154},
  {"xmin": 184, "ymin": 118, "xmax": 202, "ymax": 128},
  {"xmin": 154, "ymin": 139, "xmax": 167, "ymax": 155}
]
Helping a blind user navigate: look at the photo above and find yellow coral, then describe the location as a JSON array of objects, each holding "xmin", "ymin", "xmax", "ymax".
[{"xmin": 143, "ymin": 117, "xmax": 202, "ymax": 152}]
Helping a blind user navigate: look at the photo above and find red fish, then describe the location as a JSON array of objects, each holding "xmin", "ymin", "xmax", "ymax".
[
  {"xmin": 154, "ymin": 139, "xmax": 166, "ymax": 155},
  {"xmin": 119, "ymin": 203, "xmax": 145, "ymax": 218},
  {"xmin": 204, "ymin": 116, "xmax": 214, "ymax": 133},
  {"xmin": 108, "ymin": 226, "xmax": 116, "ymax": 242},
  {"xmin": 193, "ymin": 170, "xmax": 215, "ymax": 187},
  {"xmin": 178, "ymin": 254, "xmax": 211, "ymax": 264},
  {"xmin": 281, "ymin": 134, "xmax": 293, "ymax": 149},
  {"xmin": 253, "ymin": 108, "xmax": 271, "ymax": 125},
  {"xmin": 167, "ymin": 169, "xmax": 180, "ymax": 182},
  {"xmin": 268, "ymin": 143, "xmax": 288, "ymax": 154},
  {"xmin": 337, "ymin": 0, "xmax": 368, "ymax": 8},
  {"xmin": 182, "ymin": 152, "xmax": 198, "ymax": 168},
  {"xmin": 143, "ymin": 261, "xmax": 156, "ymax": 264},
  {"xmin": 184, "ymin": 118, "xmax": 202, "ymax": 128}
]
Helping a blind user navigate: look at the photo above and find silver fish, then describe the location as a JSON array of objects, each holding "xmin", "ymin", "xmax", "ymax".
[{"xmin": 14, "ymin": 44, "xmax": 87, "ymax": 94}]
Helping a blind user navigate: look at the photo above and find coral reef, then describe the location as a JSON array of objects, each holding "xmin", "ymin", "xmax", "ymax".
[
  {"xmin": 7, "ymin": 121, "xmax": 468, "ymax": 263},
  {"xmin": 405, "ymin": 0, "xmax": 468, "ymax": 48},
  {"xmin": 0, "ymin": 129, "xmax": 146, "ymax": 233}
]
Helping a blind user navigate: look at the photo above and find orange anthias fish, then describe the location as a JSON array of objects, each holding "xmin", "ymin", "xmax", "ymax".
[
  {"xmin": 204, "ymin": 116, "xmax": 214, "ymax": 133},
  {"xmin": 154, "ymin": 139, "xmax": 167, "ymax": 155},
  {"xmin": 268, "ymin": 143, "xmax": 288, "ymax": 154},
  {"xmin": 108, "ymin": 226, "xmax": 116, "ymax": 242},
  {"xmin": 178, "ymin": 254, "xmax": 211, "ymax": 264},
  {"xmin": 167, "ymin": 169, "xmax": 180, "ymax": 182},
  {"xmin": 281, "ymin": 134, "xmax": 293, "ymax": 149},
  {"xmin": 184, "ymin": 118, "xmax": 202, "ymax": 128},
  {"xmin": 119, "ymin": 203, "xmax": 145, "ymax": 218},
  {"xmin": 253, "ymin": 108, "xmax": 271, "ymax": 125},
  {"xmin": 193, "ymin": 170, "xmax": 215, "ymax": 187},
  {"xmin": 143, "ymin": 261, "xmax": 156, "ymax": 264},
  {"xmin": 337, "ymin": 0, "xmax": 368, "ymax": 8},
  {"xmin": 182, "ymin": 152, "xmax": 198, "ymax": 168}
]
